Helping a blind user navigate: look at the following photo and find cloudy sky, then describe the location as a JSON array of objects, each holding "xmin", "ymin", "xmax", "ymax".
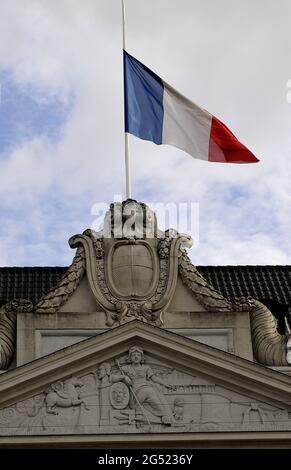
[{"xmin": 0, "ymin": 0, "xmax": 291, "ymax": 267}]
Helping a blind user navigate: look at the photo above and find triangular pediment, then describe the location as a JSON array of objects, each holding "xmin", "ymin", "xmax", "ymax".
[{"xmin": 1, "ymin": 321, "xmax": 291, "ymax": 443}]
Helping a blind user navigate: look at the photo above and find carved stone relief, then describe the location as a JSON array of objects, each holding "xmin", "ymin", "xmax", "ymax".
[
  {"xmin": 69, "ymin": 227, "xmax": 192, "ymax": 327},
  {"xmin": 33, "ymin": 200, "xmax": 192, "ymax": 327},
  {"xmin": 0, "ymin": 346, "xmax": 290, "ymax": 436},
  {"xmin": 44, "ymin": 377, "xmax": 89, "ymax": 415}
]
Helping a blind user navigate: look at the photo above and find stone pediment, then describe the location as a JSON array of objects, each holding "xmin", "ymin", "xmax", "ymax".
[{"xmin": 1, "ymin": 321, "xmax": 291, "ymax": 445}]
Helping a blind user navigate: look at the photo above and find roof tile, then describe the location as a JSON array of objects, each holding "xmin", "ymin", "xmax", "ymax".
[{"xmin": 0, "ymin": 265, "xmax": 290, "ymax": 308}]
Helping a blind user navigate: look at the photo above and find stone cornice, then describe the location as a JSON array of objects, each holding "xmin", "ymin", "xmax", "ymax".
[{"xmin": 1, "ymin": 431, "xmax": 291, "ymax": 448}]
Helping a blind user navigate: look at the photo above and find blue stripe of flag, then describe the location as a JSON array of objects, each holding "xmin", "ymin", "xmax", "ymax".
[{"xmin": 123, "ymin": 50, "xmax": 164, "ymax": 145}]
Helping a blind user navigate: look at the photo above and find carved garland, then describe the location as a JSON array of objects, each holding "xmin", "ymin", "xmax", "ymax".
[
  {"xmin": 178, "ymin": 251, "xmax": 232, "ymax": 312},
  {"xmin": 34, "ymin": 246, "xmax": 86, "ymax": 313}
]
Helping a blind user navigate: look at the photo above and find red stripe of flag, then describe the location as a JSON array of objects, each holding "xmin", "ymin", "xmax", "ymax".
[{"xmin": 209, "ymin": 115, "xmax": 259, "ymax": 163}]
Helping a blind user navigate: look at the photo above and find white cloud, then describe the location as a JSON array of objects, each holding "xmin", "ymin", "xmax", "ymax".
[{"xmin": 0, "ymin": 0, "xmax": 291, "ymax": 266}]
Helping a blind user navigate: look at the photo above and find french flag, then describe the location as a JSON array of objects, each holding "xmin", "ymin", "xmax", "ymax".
[{"xmin": 124, "ymin": 50, "xmax": 259, "ymax": 164}]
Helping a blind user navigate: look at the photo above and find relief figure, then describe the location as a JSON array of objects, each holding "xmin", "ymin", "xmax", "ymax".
[
  {"xmin": 115, "ymin": 346, "xmax": 174, "ymax": 425},
  {"xmin": 45, "ymin": 377, "xmax": 89, "ymax": 415}
]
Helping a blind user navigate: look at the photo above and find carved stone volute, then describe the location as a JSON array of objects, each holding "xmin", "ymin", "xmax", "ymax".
[
  {"xmin": 69, "ymin": 200, "xmax": 192, "ymax": 326},
  {"xmin": 0, "ymin": 299, "xmax": 33, "ymax": 370}
]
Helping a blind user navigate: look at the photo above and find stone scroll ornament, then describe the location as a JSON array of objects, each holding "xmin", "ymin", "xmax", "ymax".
[
  {"xmin": 67, "ymin": 200, "xmax": 193, "ymax": 327},
  {"xmin": 178, "ymin": 250, "xmax": 291, "ymax": 366},
  {"xmin": 238, "ymin": 297, "xmax": 289, "ymax": 366},
  {"xmin": 0, "ymin": 299, "xmax": 33, "ymax": 370}
]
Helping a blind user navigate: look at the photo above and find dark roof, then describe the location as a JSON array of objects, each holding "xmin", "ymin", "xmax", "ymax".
[
  {"xmin": 0, "ymin": 265, "xmax": 290, "ymax": 308},
  {"xmin": 0, "ymin": 267, "xmax": 67, "ymax": 306},
  {"xmin": 198, "ymin": 265, "xmax": 291, "ymax": 306}
]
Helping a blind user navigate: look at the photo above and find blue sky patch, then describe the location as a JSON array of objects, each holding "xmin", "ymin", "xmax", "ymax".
[{"xmin": 0, "ymin": 72, "xmax": 73, "ymax": 154}]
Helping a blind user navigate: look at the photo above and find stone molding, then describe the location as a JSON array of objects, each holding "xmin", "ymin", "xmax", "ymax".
[{"xmin": 1, "ymin": 431, "xmax": 291, "ymax": 448}]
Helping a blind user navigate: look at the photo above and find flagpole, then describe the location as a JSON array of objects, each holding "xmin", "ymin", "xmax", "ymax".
[{"xmin": 122, "ymin": 0, "xmax": 131, "ymax": 199}]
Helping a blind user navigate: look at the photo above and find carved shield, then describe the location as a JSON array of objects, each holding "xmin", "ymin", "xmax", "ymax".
[
  {"xmin": 107, "ymin": 241, "xmax": 158, "ymax": 300},
  {"xmin": 110, "ymin": 382, "xmax": 130, "ymax": 410}
]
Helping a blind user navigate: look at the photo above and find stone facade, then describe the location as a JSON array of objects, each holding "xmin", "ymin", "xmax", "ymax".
[{"xmin": 0, "ymin": 199, "xmax": 291, "ymax": 447}]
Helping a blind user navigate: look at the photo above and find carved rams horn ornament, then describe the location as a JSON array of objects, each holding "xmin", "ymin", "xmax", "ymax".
[
  {"xmin": 0, "ymin": 299, "xmax": 33, "ymax": 369},
  {"xmin": 69, "ymin": 200, "xmax": 192, "ymax": 326}
]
